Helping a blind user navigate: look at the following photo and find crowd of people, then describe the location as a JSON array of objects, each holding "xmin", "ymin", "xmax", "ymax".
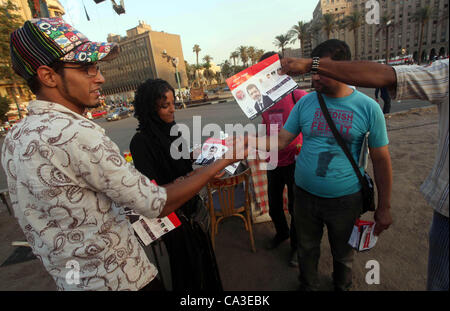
[{"xmin": 1, "ymin": 17, "xmax": 448, "ymax": 292}]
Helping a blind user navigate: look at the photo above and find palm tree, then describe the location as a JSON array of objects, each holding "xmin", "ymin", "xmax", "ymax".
[
  {"xmin": 230, "ymin": 51, "xmax": 239, "ymax": 66},
  {"xmin": 413, "ymin": 6, "xmax": 433, "ymax": 64},
  {"xmin": 237, "ymin": 46, "xmax": 249, "ymax": 67},
  {"xmin": 273, "ymin": 33, "xmax": 292, "ymax": 57},
  {"xmin": 342, "ymin": 11, "xmax": 364, "ymax": 60},
  {"xmin": 247, "ymin": 46, "xmax": 257, "ymax": 66},
  {"xmin": 289, "ymin": 21, "xmax": 310, "ymax": 58},
  {"xmin": 309, "ymin": 22, "xmax": 322, "ymax": 48},
  {"xmin": 203, "ymin": 54, "xmax": 213, "ymax": 65},
  {"xmin": 192, "ymin": 44, "xmax": 201, "ymax": 66},
  {"xmin": 375, "ymin": 14, "xmax": 395, "ymax": 64},
  {"xmin": 255, "ymin": 49, "xmax": 265, "ymax": 62},
  {"xmin": 321, "ymin": 13, "xmax": 336, "ymax": 40}
]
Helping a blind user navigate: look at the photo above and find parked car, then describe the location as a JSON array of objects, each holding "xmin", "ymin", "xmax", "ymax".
[{"xmin": 106, "ymin": 107, "xmax": 132, "ymax": 121}]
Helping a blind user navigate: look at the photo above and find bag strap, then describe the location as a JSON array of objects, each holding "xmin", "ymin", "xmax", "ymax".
[
  {"xmin": 291, "ymin": 91, "xmax": 297, "ymax": 105},
  {"xmin": 316, "ymin": 92, "xmax": 368, "ymax": 189}
]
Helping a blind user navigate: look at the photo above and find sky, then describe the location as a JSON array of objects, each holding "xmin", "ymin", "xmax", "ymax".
[{"xmin": 58, "ymin": 0, "xmax": 319, "ymax": 65}]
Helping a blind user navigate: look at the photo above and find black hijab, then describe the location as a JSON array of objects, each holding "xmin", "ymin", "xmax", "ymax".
[{"xmin": 132, "ymin": 79, "xmax": 192, "ymax": 186}]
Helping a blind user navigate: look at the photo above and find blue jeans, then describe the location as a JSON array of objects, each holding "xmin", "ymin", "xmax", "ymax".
[
  {"xmin": 427, "ymin": 211, "xmax": 449, "ymax": 291},
  {"xmin": 293, "ymin": 186, "xmax": 362, "ymax": 291}
]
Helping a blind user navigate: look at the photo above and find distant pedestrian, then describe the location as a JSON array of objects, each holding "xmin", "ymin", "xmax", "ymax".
[{"xmin": 375, "ymin": 87, "xmax": 391, "ymax": 114}]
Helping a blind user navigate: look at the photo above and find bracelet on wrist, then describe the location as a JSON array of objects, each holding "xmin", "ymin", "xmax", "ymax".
[{"xmin": 311, "ymin": 57, "xmax": 320, "ymax": 74}]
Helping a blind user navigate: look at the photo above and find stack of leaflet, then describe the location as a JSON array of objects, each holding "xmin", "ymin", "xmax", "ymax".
[
  {"xmin": 195, "ymin": 131, "xmax": 241, "ymax": 175},
  {"xmin": 348, "ymin": 219, "xmax": 378, "ymax": 251}
]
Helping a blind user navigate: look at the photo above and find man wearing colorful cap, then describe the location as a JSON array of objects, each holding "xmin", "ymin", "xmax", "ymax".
[{"xmin": 2, "ymin": 17, "xmax": 246, "ymax": 291}]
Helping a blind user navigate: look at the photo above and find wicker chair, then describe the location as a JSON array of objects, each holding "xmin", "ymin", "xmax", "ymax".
[{"xmin": 206, "ymin": 168, "xmax": 256, "ymax": 252}]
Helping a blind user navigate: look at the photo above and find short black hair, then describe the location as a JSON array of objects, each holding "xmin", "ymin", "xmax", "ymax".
[
  {"xmin": 133, "ymin": 79, "xmax": 175, "ymax": 128},
  {"xmin": 27, "ymin": 61, "xmax": 65, "ymax": 94},
  {"xmin": 258, "ymin": 51, "xmax": 282, "ymax": 62},
  {"xmin": 311, "ymin": 39, "xmax": 351, "ymax": 61}
]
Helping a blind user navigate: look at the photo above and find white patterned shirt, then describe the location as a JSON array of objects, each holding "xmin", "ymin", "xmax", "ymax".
[
  {"xmin": 392, "ymin": 59, "xmax": 449, "ymax": 217},
  {"xmin": 1, "ymin": 100, "xmax": 167, "ymax": 290}
]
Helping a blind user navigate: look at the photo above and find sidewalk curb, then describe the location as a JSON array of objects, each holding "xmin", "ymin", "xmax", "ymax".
[
  {"xmin": 182, "ymin": 97, "xmax": 235, "ymax": 109},
  {"xmin": 384, "ymin": 105, "xmax": 436, "ymax": 118}
]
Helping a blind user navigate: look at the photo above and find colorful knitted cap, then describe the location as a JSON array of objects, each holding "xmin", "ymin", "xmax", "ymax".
[{"xmin": 10, "ymin": 17, "xmax": 119, "ymax": 81}]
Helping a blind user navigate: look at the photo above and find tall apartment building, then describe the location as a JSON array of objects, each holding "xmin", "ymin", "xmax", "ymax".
[
  {"xmin": 310, "ymin": 0, "xmax": 449, "ymax": 62},
  {"xmin": 99, "ymin": 21, "xmax": 188, "ymax": 99},
  {"xmin": 0, "ymin": 0, "xmax": 65, "ymax": 121}
]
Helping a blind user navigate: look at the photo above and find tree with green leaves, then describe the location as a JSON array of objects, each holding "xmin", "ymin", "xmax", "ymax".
[
  {"xmin": 289, "ymin": 21, "xmax": 310, "ymax": 58},
  {"xmin": 375, "ymin": 14, "xmax": 395, "ymax": 64},
  {"xmin": 237, "ymin": 46, "xmax": 249, "ymax": 67},
  {"xmin": 321, "ymin": 13, "xmax": 336, "ymax": 40},
  {"xmin": 220, "ymin": 60, "xmax": 234, "ymax": 79},
  {"xmin": 202, "ymin": 55, "xmax": 213, "ymax": 66},
  {"xmin": 413, "ymin": 6, "xmax": 433, "ymax": 64},
  {"xmin": 247, "ymin": 46, "xmax": 257, "ymax": 66},
  {"xmin": 0, "ymin": 95, "xmax": 11, "ymax": 122},
  {"xmin": 202, "ymin": 67, "xmax": 215, "ymax": 85},
  {"xmin": 214, "ymin": 71, "xmax": 222, "ymax": 84},
  {"xmin": 0, "ymin": 1, "xmax": 25, "ymax": 119},
  {"xmin": 192, "ymin": 44, "xmax": 201, "ymax": 67},
  {"xmin": 342, "ymin": 11, "xmax": 364, "ymax": 60},
  {"xmin": 230, "ymin": 51, "xmax": 239, "ymax": 66},
  {"xmin": 309, "ymin": 22, "xmax": 322, "ymax": 47},
  {"xmin": 255, "ymin": 49, "xmax": 265, "ymax": 62},
  {"xmin": 273, "ymin": 33, "xmax": 292, "ymax": 57}
]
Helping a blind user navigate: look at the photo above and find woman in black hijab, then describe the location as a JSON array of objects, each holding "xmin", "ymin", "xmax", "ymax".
[{"xmin": 130, "ymin": 79, "xmax": 223, "ymax": 291}]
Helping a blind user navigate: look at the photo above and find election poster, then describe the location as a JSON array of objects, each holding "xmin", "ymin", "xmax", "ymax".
[{"xmin": 226, "ymin": 54, "xmax": 298, "ymax": 119}]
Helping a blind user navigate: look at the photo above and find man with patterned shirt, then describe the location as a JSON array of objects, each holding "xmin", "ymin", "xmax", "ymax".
[
  {"xmin": 2, "ymin": 18, "xmax": 246, "ymax": 291},
  {"xmin": 281, "ymin": 56, "xmax": 449, "ymax": 291}
]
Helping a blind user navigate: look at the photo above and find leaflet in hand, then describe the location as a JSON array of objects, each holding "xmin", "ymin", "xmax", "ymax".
[
  {"xmin": 226, "ymin": 54, "xmax": 298, "ymax": 120},
  {"xmin": 132, "ymin": 212, "xmax": 181, "ymax": 246},
  {"xmin": 348, "ymin": 219, "xmax": 378, "ymax": 251},
  {"xmin": 194, "ymin": 137, "xmax": 241, "ymax": 175}
]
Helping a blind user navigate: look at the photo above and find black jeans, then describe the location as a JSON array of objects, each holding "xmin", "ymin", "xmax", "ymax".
[
  {"xmin": 267, "ymin": 163, "xmax": 297, "ymax": 251},
  {"xmin": 381, "ymin": 97, "xmax": 391, "ymax": 114},
  {"xmin": 293, "ymin": 186, "xmax": 362, "ymax": 291},
  {"xmin": 139, "ymin": 277, "xmax": 165, "ymax": 291}
]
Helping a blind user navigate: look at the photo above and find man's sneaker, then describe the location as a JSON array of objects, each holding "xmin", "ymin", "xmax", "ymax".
[
  {"xmin": 265, "ymin": 234, "xmax": 289, "ymax": 250},
  {"xmin": 289, "ymin": 250, "xmax": 299, "ymax": 267}
]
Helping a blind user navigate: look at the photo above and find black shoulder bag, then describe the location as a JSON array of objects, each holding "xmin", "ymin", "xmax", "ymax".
[{"xmin": 316, "ymin": 92, "xmax": 375, "ymax": 214}]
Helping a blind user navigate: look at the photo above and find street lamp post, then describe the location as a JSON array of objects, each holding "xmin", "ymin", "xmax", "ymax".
[{"xmin": 162, "ymin": 50, "xmax": 186, "ymax": 109}]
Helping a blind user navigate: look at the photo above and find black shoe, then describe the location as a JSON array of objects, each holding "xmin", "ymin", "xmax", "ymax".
[
  {"xmin": 289, "ymin": 250, "xmax": 298, "ymax": 267},
  {"xmin": 266, "ymin": 235, "xmax": 289, "ymax": 250}
]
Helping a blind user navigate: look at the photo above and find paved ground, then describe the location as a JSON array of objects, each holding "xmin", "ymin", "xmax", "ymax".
[{"xmin": 0, "ymin": 86, "xmax": 438, "ymax": 291}]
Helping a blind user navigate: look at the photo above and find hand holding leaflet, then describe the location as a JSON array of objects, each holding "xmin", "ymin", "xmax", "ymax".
[{"xmin": 226, "ymin": 54, "xmax": 299, "ymax": 119}]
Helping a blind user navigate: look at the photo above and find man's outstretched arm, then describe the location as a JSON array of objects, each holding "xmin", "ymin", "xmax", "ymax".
[{"xmin": 281, "ymin": 57, "xmax": 397, "ymax": 90}]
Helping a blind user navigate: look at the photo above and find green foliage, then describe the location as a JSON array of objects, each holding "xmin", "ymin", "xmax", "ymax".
[
  {"xmin": 193, "ymin": 44, "xmax": 201, "ymax": 66},
  {"xmin": 0, "ymin": 95, "xmax": 11, "ymax": 122},
  {"xmin": 342, "ymin": 11, "xmax": 364, "ymax": 60},
  {"xmin": 0, "ymin": 1, "xmax": 23, "ymax": 82},
  {"xmin": 321, "ymin": 13, "xmax": 336, "ymax": 40},
  {"xmin": 413, "ymin": 6, "xmax": 434, "ymax": 64},
  {"xmin": 237, "ymin": 46, "xmax": 249, "ymax": 67},
  {"xmin": 273, "ymin": 33, "xmax": 293, "ymax": 57},
  {"xmin": 289, "ymin": 21, "xmax": 310, "ymax": 57}
]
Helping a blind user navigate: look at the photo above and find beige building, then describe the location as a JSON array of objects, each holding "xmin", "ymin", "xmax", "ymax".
[
  {"xmin": 99, "ymin": 21, "xmax": 188, "ymax": 100},
  {"xmin": 310, "ymin": 0, "xmax": 449, "ymax": 62},
  {"xmin": 0, "ymin": 0, "xmax": 65, "ymax": 121}
]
